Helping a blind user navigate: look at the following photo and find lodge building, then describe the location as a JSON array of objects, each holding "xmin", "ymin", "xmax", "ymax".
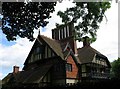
[{"xmin": 2, "ymin": 22, "xmax": 111, "ymax": 87}]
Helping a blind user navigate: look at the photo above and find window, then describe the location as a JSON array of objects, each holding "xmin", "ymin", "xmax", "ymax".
[
  {"xmin": 45, "ymin": 46, "xmax": 55, "ymax": 58},
  {"xmin": 35, "ymin": 46, "xmax": 44, "ymax": 54},
  {"xmin": 34, "ymin": 46, "xmax": 45, "ymax": 60},
  {"xmin": 66, "ymin": 63, "xmax": 72, "ymax": 72},
  {"xmin": 96, "ymin": 56, "xmax": 100, "ymax": 60},
  {"xmin": 36, "ymin": 47, "xmax": 40, "ymax": 53}
]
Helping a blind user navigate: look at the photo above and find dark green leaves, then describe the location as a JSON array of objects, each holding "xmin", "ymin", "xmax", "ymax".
[
  {"xmin": 2, "ymin": 2, "xmax": 56, "ymax": 41},
  {"xmin": 57, "ymin": 2, "xmax": 111, "ymax": 43},
  {"xmin": 111, "ymin": 58, "xmax": 120, "ymax": 79}
]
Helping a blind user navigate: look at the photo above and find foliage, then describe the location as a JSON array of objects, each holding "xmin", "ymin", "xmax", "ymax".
[
  {"xmin": 111, "ymin": 58, "xmax": 120, "ymax": 79},
  {"xmin": 2, "ymin": 2, "xmax": 56, "ymax": 41},
  {"xmin": 57, "ymin": 2, "xmax": 111, "ymax": 42},
  {"xmin": 2, "ymin": 80, "xmax": 120, "ymax": 89}
]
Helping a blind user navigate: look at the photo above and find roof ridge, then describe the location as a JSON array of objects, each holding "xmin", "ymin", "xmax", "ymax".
[
  {"xmin": 80, "ymin": 46, "xmax": 102, "ymax": 54},
  {"xmin": 89, "ymin": 46, "xmax": 102, "ymax": 54},
  {"xmin": 40, "ymin": 35, "xmax": 56, "ymax": 41}
]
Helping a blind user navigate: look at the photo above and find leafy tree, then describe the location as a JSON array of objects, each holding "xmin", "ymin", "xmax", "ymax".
[
  {"xmin": 57, "ymin": 1, "xmax": 111, "ymax": 42},
  {"xmin": 111, "ymin": 58, "xmax": 120, "ymax": 79},
  {"xmin": 2, "ymin": 2, "xmax": 56, "ymax": 41}
]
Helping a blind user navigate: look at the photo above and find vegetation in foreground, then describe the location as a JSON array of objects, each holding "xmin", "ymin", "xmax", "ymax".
[{"xmin": 1, "ymin": 79, "xmax": 120, "ymax": 89}]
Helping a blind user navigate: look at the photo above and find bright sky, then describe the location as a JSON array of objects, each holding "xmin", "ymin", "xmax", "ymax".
[{"xmin": 0, "ymin": 1, "xmax": 118, "ymax": 80}]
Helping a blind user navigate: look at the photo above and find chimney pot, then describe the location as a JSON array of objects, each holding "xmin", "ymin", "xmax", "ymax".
[{"xmin": 13, "ymin": 65, "xmax": 19, "ymax": 74}]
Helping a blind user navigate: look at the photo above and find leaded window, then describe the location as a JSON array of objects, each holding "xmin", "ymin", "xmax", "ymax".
[{"xmin": 66, "ymin": 63, "xmax": 72, "ymax": 72}]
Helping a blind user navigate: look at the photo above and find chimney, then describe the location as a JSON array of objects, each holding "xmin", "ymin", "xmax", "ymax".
[
  {"xmin": 83, "ymin": 36, "xmax": 90, "ymax": 47},
  {"xmin": 13, "ymin": 66, "xmax": 19, "ymax": 74},
  {"xmin": 52, "ymin": 22, "xmax": 78, "ymax": 54}
]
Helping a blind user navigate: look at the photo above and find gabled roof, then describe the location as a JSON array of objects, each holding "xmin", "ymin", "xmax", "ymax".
[
  {"xmin": 77, "ymin": 46, "xmax": 110, "ymax": 65},
  {"xmin": 25, "ymin": 35, "xmax": 80, "ymax": 65},
  {"xmin": 15, "ymin": 64, "xmax": 52, "ymax": 83},
  {"xmin": 39, "ymin": 35, "xmax": 81, "ymax": 65},
  {"xmin": 24, "ymin": 35, "xmax": 65, "ymax": 65},
  {"xmin": 2, "ymin": 73, "xmax": 13, "ymax": 84},
  {"xmin": 2, "ymin": 64, "xmax": 53, "ymax": 84},
  {"xmin": 39, "ymin": 35, "xmax": 64, "ymax": 60}
]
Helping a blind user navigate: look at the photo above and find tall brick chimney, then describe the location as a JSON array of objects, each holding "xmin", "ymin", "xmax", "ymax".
[
  {"xmin": 13, "ymin": 65, "xmax": 19, "ymax": 74},
  {"xmin": 52, "ymin": 22, "xmax": 77, "ymax": 54}
]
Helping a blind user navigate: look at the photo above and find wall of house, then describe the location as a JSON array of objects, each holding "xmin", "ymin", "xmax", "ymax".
[
  {"xmin": 92, "ymin": 55, "xmax": 107, "ymax": 66},
  {"xmin": 52, "ymin": 79, "xmax": 66, "ymax": 85},
  {"xmin": 51, "ymin": 60, "xmax": 66, "ymax": 85},
  {"xmin": 52, "ymin": 63, "xmax": 65, "ymax": 78},
  {"xmin": 38, "ymin": 72, "xmax": 51, "ymax": 87},
  {"xmin": 81, "ymin": 65, "xmax": 87, "ymax": 77},
  {"xmin": 66, "ymin": 79, "xmax": 78, "ymax": 84},
  {"xmin": 66, "ymin": 55, "xmax": 78, "ymax": 79},
  {"xmin": 81, "ymin": 63, "xmax": 110, "ymax": 79},
  {"xmin": 41, "ymin": 72, "xmax": 51, "ymax": 83}
]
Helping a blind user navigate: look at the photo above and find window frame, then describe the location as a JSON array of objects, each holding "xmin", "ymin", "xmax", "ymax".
[{"xmin": 66, "ymin": 63, "xmax": 72, "ymax": 72}]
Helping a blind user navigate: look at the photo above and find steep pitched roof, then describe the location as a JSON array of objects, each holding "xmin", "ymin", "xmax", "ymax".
[
  {"xmin": 2, "ymin": 64, "xmax": 53, "ymax": 84},
  {"xmin": 25, "ymin": 35, "xmax": 78, "ymax": 64},
  {"xmin": 2, "ymin": 73, "xmax": 13, "ymax": 84},
  {"xmin": 15, "ymin": 64, "xmax": 52, "ymax": 83},
  {"xmin": 38, "ymin": 35, "xmax": 82, "ymax": 65},
  {"xmin": 39, "ymin": 35, "xmax": 64, "ymax": 59},
  {"xmin": 77, "ymin": 46, "xmax": 108, "ymax": 64},
  {"xmin": 24, "ymin": 35, "xmax": 65, "ymax": 65}
]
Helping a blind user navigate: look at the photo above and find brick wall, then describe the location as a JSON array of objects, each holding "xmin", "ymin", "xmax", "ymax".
[{"xmin": 66, "ymin": 55, "xmax": 78, "ymax": 78}]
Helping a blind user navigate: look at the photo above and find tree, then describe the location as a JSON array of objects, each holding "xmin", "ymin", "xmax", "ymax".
[
  {"xmin": 111, "ymin": 58, "xmax": 120, "ymax": 79},
  {"xmin": 2, "ymin": 2, "xmax": 56, "ymax": 41},
  {"xmin": 57, "ymin": 1, "xmax": 111, "ymax": 42}
]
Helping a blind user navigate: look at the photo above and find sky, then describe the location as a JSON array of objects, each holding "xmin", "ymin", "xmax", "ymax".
[{"xmin": 0, "ymin": 1, "xmax": 119, "ymax": 80}]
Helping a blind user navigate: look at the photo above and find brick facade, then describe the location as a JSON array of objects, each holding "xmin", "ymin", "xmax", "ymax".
[{"xmin": 66, "ymin": 55, "xmax": 78, "ymax": 78}]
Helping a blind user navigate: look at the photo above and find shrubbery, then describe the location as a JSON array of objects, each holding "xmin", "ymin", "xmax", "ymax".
[{"xmin": 2, "ymin": 79, "xmax": 120, "ymax": 89}]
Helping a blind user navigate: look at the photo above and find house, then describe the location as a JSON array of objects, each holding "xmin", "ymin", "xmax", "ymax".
[
  {"xmin": 78, "ymin": 37, "xmax": 111, "ymax": 82},
  {"xmin": 2, "ymin": 22, "xmax": 111, "ymax": 87}
]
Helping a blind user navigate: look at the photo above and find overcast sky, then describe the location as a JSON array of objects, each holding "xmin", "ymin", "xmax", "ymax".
[{"xmin": 0, "ymin": 1, "xmax": 118, "ymax": 79}]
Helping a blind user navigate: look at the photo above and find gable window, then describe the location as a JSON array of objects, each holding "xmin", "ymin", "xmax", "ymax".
[
  {"xmin": 36, "ymin": 47, "xmax": 40, "ymax": 53},
  {"xmin": 34, "ymin": 46, "xmax": 45, "ymax": 61},
  {"xmin": 66, "ymin": 63, "xmax": 72, "ymax": 72},
  {"xmin": 36, "ymin": 46, "xmax": 44, "ymax": 54}
]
